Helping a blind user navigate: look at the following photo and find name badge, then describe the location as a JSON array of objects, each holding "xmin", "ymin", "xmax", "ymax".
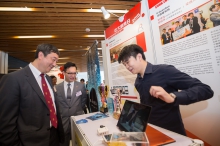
[{"xmin": 76, "ymin": 91, "xmax": 82, "ymax": 96}]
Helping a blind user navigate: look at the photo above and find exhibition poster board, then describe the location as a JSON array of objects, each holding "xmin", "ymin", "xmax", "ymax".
[
  {"xmin": 103, "ymin": 0, "xmax": 220, "ymax": 145},
  {"xmin": 104, "ymin": 1, "xmax": 155, "ymax": 103},
  {"xmin": 146, "ymin": 0, "xmax": 220, "ymax": 145}
]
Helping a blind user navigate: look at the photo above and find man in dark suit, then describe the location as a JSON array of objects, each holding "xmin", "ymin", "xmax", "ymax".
[
  {"xmin": 181, "ymin": 15, "xmax": 188, "ymax": 27},
  {"xmin": 168, "ymin": 28, "xmax": 174, "ymax": 42},
  {"xmin": 56, "ymin": 62, "xmax": 87, "ymax": 146},
  {"xmin": 0, "ymin": 43, "xmax": 65, "ymax": 146},
  {"xmin": 186, "ymin": 12, "xmax": 200, "ymax": 34},
  {"xmin": 161, "ymin": 28, "xmax": 170, "ymax": 45}
]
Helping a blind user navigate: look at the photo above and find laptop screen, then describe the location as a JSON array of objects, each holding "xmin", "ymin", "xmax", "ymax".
[{"xmin": 117, "ymin": 100, "xmax": 151, "ymax": 132}]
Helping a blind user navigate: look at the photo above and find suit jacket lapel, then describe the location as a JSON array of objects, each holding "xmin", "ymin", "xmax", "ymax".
[
  {"xmin": 71, "ymin": 82, "xmax": 79, "ymax": 105},
  {"xmin": 24, "ymin": 66, "xmax": 48, "ymax": 108}
]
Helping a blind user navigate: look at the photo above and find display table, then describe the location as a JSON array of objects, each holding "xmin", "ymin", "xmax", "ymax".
[{"xmin": 71, "ymin": 112, "xmax": 193, "ymax": 146}]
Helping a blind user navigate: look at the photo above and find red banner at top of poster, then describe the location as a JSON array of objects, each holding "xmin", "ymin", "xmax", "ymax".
[
  {"xmin": 105, "ymin": 2, "xmax": 141, "ymax": 39},
  {"xmin": 148, "ymin": 0, "xmax": 168, "ymax": 9}
]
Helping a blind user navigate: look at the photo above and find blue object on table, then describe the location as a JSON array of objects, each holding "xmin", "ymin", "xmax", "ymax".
[
  {"xmin": 86, "ymin": 113, "xmax": 109, "ymax": 121},
  {"xmin": 76, "ymin": 119, "xmax": 88, "ymax": 124},
  {"xmin": 107, "ymin": 97, "xmax": 114, "ymax": 115}
]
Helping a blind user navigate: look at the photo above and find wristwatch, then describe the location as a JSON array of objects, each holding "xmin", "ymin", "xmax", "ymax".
[{"xmin": 169, "ymin": 93, "xmax": 176, "ymax": 99}]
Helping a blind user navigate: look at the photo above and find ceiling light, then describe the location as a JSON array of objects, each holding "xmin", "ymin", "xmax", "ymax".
[
  {"xmin": 83, "ymin": 35, "xmax": 105, "ymax": 37},
  {"xmin": 87, "ymin": 8, "xmax": 127, "ymax": 13},
  {"xmin": 100, "ymin": 6, "xmax": 125, "ymax": 22},
  {"xmin": 101, "ymin": 6, "xmax": 110, "ymax": 19},
  {"xmin": 0, "ymin": 7, "xmax": 34, "ymax": 11},
  {"xmin": 59, "ymin": 57, "xmax": 70, "ymax": 59},
  {"xmin": 85, "ymin": 28, "xmax": 90, "ymax": 32},
  {"xmin": 108, "ymin": 10, "xmax": 128, "ymax": 13},
  {"xmin": 13, "ymin": 35, "xmax": 55, "ymax": 38}
]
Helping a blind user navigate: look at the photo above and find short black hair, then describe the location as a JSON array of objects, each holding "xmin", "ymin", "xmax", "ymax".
[
  {"xmin": 34, "ymin": 43, "xmax": 60, "ymax": 59},
  {"xmin": 63, "ymin": 62, "xmax": 77, "ymax": 72},
  {"xmin": 188, "ymin": 12, "xmax": 193, "ymax": 17},
  {"xmin": 118, "ymin": 44, "xmax": 146, "ymax": 63},
  {"xmin": 50, "ymin": 75, "xmax": 57, "ymax": 79},
  {"xmin": 80, "ymin": 78, "xmax": 85, "ymax": 82},
  {"xmin": 209, "ymin": 4, "xmax": 216, "ymax": 11}
]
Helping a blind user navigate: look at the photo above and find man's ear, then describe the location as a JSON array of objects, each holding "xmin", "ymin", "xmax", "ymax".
[
  {"xmin": 38, "ymin": 51, "xmax": 44, "ymax": 59},
  {"xmin": 137, "ymin": 53, "xmax": 142, "ymax": 60}
]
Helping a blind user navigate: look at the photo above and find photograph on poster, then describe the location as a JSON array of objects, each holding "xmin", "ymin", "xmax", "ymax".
[
  {"xmin": 113, "ymin": 86, "xmax": 129, "ymax": 95},
  {"xmin": 109, "ymin": 32, "xmax": 147, "ymax": 63},
  {"xmin": 110, "ymin": 38, "xmax": 136, "ymax": 63},
  {"xmin": 159, "ymin": 0, "xmax": 220, "ymax": 45}
]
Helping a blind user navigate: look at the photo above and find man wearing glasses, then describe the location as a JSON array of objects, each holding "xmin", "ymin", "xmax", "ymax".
[{"xmin": 56, "ymin": 62, "xmax": 87, "ymax": 146}]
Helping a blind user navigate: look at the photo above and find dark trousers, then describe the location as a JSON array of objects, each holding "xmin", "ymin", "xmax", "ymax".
[
  {"xmin": 59, "ymin": 133, "xmax": 71, "ymax": 146},
  {"xmin": 49, "ymin": 127, "xmax": 60, "ymax": 146}
]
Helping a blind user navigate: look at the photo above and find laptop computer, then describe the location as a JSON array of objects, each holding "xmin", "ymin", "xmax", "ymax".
[
  {"xmin": 117, "ymin": 100, "xmax": 152, "ymax": 132},
  {"xmin": 117, "ymin": 100, "xmax": 176, "ymax": 145}
]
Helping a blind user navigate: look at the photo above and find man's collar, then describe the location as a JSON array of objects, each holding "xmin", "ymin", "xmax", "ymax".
[
  {"xmin": 64, "ymin": 80, "xmax": 74, "ymax": 85},
  {"xmin": 29, "ymin": 63, "xmax": 41, "ymax": 77},
  {"xmin": 137, "ymin": 62, "xmax": 153, "ymax": 78}
]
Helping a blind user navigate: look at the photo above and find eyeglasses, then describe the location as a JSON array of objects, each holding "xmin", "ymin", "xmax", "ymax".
[{"xmin": 65, "ymin": 72, "xmax": 77, "ymax": 75}]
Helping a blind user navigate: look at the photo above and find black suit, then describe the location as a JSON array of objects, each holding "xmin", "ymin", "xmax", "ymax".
[
  {"xmin": 186, "ymin": 16, "xmax": 200, "ymax": 34},
  {"xmin": 161, "ymin": 32, "xmax": 170, "ymax": 44},
  {"xmin": 0, "ymin": 66, "xmax": 64, "ymax": 146},
  {"xmin": 200, "ymin": 17, "xmax": 207, "ymax": 29},
  {"xmin": 168, "ymin": 31, "xmax": 174, "ymax": 42},
  {"xmin": 181, "ymin": 20, "xmax": 188, "ymax": 27}
]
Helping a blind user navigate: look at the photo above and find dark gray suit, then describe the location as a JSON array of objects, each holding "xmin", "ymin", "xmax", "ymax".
[
  {"xmin": 186, "ymin": 16, "xmax": 200, "ymax": 34},
  {"xmin": 0, "ymin": 66, "xmax": 64, "ymax": 146},
  {"xmin": 56, "ymin": 81, "xmax": 87, "ymax": 146}
]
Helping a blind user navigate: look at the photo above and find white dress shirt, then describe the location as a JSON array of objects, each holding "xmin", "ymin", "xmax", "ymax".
[{"xmin": 64, "ymin": 81, "xmax": 74, "ymax": 99}]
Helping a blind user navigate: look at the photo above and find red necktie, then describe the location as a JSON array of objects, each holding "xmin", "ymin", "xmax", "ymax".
[{"xmin": 40, "ymin": 74, "xmax": 57, "ymax": 128}]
